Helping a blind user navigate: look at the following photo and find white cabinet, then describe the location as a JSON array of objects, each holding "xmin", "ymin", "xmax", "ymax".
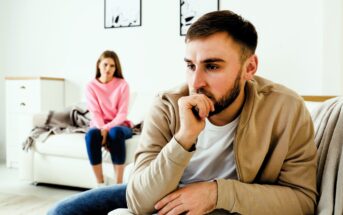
[{"xmin": 5, "ymin": 77, "xmax": 65, "ymax": 168}]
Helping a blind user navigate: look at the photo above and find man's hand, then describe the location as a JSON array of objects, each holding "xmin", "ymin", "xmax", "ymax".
[
  {"xmin": 155, "ymin": 181, "xmax": 217, "ymax": 215},
  {"xmin": 100, "ymin": 129, "xmax": 108, "ymax": 149},
  {"xmin": 175, "ymin": 94, "xmax": 214, "ymax": 150}
]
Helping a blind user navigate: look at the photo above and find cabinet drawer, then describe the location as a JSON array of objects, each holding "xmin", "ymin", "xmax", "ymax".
[{"xmin": 6, "ymin": 80, "xmax": 40, "ymax": 113}]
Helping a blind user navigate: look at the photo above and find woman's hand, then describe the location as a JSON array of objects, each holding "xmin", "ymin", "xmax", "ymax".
[{"xmin": 100, "ymin": 129, "xmax": 108, "ymax": 150}]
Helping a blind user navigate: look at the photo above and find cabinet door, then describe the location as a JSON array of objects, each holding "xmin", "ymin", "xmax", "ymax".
[{"xmin": 6, "ymin": 114, "xmax": 34, "ymax": 168}]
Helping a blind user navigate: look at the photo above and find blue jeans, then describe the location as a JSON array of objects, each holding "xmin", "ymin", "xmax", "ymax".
[
  {"xmin": 48, "ymin": 184, "xmax": 127, "ymax": 215},
  {"xmin": 85, "ymin": 126, "xmax": 132, "ymax": 165}
]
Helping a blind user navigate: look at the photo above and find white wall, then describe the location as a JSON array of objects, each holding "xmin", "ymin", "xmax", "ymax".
[
  {"xmin": 322, "ymin": 0, "xmax": 343, "ymax": 94},
  {"xmin": 221, "ymin": 0, "xmax": 324, "ymax": 94},
  {"xmin": 0, "ymin": 0, "xmax": 342, "ymax": 160},
  {"xmin": 0, "ymin": 1, "xmax": 9, "ymax": 161}
]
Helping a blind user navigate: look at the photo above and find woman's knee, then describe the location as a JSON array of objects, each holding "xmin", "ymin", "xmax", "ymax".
[
  {"xmin": 108, "ymin": 127, "xmax": 132, "ymax": 140},
  {"xmin": 108, "ymin": 127, "xmax": 125, "ymax": 140},
  {"xmin": 85, "ymin": 128, "xmax": 101, "ymax": 146},
  {"xmin": 86, "ymin": 128, "xmax": 101, "ymax": 139},
  {"xmin": 47, "ymin": 201, "xmax": 69, "ymax": 215}
]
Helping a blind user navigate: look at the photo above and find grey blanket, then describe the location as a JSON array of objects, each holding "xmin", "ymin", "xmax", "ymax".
[
  {"xmin": 311, "ymin": 97, "xmax": 343, "ymax": 215},
  {"xmin": 23, "ymin": 105, "xmax": 90, "ymax": 151}
]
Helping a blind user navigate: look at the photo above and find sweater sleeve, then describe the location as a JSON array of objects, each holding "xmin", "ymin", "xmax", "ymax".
[
  {"xmin": 86, "ymin": 83, "xmax": 105, "ymax": 128},
  {"xmin": 103, "ymin": 82, "xmax": 130, "ymax": 130}
]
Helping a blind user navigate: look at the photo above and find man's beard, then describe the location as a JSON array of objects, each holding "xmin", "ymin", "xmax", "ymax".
[{"xmin": 197, "ymin": 71, "xmax": 241, "ymax": 117}]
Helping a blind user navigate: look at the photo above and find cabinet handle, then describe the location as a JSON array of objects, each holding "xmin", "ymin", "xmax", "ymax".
[
  {"xmin": 20, "ymin": 102, "xmax": 26, "ymax": 106},
  {"xmin": 20, "ymin": 86, "xmax": 26, "ymax": 89}
]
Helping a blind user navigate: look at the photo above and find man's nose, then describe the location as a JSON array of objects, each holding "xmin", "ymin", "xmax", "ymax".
[{"xmin": 191, "ymin": 68, "xmax": 206, "ymax": 90}]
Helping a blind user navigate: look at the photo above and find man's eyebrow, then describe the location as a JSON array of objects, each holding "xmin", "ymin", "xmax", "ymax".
[
  {"xmin": 203, "ymin": 58, "xmax": 225, "ymax": 63},
  {"xmin": 183, "ymin": 58, "xmax": 225, "ymax": 63},
  {"xmin": 184, "ymin": 58, "xmax": 192, "ymax": 63}
]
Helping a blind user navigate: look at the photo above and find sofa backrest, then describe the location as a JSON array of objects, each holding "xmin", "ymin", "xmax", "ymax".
[
  {"xmin": 303, "ymin": 96, "xmax": 336, "ymax": 115},
  {"xmin": 127, "ymin": 92, "xmax": 156, "ymax": 125}
]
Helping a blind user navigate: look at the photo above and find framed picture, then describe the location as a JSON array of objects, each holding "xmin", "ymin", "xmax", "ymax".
[
  {"xmin": 180, "ymin": 0, "xmax": 219, "ymax": 36},
  {"xmin": 104, "ymin": 0, "xmax": 142, "ymax": 29}
]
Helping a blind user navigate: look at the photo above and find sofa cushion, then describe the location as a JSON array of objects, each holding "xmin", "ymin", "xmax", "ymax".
[{"xmin": 34, "ymin": 133, "xmax": 140, "ymax": 164}]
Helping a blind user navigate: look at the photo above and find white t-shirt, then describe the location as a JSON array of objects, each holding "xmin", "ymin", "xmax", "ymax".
[{"xmin": 180, "ymin": 117, "xmax": 239, "ymax": 185}]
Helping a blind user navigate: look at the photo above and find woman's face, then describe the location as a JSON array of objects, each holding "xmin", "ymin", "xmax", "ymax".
[{"xmin": 99, "ymin": 57, "xmax": 116, "ymax": 81}]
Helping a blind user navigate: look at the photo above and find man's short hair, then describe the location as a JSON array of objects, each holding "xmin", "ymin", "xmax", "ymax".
[{"xmin": 186, "ymin": 10, "xmax": 258, "ymax": 62}]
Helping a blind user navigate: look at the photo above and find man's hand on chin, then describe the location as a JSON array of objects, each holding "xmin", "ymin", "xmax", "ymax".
[{"xmin": 154, "ymin": 181, "xmax": 217, "ymax": 215}]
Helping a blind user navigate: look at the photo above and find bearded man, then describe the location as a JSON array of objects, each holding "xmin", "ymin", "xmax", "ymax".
[{"xmin": 126, "ymin": 10, "xmax": 317, "ymax": 215}]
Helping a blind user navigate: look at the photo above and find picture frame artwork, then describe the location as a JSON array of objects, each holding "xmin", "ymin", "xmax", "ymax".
[
  {"xmin": 104, "ymin": 0, "xmax": 142, "ymax": 28},
  {"xmin": 180, "ymin": 0, "xmax": 219, "ymax": 36}
]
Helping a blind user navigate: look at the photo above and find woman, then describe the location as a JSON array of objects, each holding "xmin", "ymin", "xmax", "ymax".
[{"xmin": 85, "ymin": 50, "xmax": 132, "ymax": 186}]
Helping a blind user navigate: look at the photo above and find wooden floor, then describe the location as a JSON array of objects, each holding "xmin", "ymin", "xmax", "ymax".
[{"xmin": 0, "ymin": 162, "xmax": 84, "ymax": 215}]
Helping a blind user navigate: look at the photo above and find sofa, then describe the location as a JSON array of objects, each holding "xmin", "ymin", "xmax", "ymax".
[{"xmin": 19, "ymin": 92, "xmax": 155, "ymax": 189}]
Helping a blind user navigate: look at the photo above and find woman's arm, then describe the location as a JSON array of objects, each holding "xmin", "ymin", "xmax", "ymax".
[{"xmin": 86, "ymin": 84, "xmax": 105, "ymax": 128}]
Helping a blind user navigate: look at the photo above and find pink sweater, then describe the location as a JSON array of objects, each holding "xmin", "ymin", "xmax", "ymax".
[{"xmin": 86, "ymin": 78, "xmax": 132, "ymax": 130}]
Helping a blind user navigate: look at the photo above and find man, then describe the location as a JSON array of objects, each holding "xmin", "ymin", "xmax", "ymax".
[
  {"xmin": 126, "ymin": 10, "xmax": 317, "ymax": 214},
  {"xmin": 48, "ymin": 10, "xmax": 317, "ymax": 215}
]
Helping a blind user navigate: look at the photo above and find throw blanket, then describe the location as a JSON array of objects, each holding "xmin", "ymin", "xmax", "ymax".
[
  {"xmin": 23, "ymin": 105, "xmax": 90, "ymax": 151},
  {"xmin": 311, "ymin": 97, "xmax": 343, "ymax": 215}
]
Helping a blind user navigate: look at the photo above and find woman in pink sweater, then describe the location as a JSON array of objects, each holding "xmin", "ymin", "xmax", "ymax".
[{"xmin": 85, "ymin": 50, "xmax": 132, "ymax": 186}]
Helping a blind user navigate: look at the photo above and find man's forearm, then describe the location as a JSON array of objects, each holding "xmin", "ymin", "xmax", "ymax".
[
  {"xmin": 216, "ymin": 179, "xmax": 315, "ymax": 215},
  {"xmin": 126, "ymin": 138, "xmax": 194, "ymax": 214}
]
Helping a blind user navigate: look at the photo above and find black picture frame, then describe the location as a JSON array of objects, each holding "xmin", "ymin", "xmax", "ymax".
[
  {"xmin": 104, "ymin": 0, "xmax": 142, "ymax": 29},
  {"xmin": 180, "ymin": 0, "xmax": 220, "ymax": 36}
]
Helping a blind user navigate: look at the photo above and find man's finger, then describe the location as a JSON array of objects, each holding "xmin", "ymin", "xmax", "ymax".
[
  {"xmin": 155, "ymin": 193, "xmax": 180, "ymax": 210},
  {"xmin": 189, "ymin": 95, "xmax": 211, "ymax": 118},
  {"xmin": 157, "ymin": 198, "xmax": 182, "ymax": 215},
  {"xmin": 165, "ymin": 204, "xmax": 188, "ymax": 215}
]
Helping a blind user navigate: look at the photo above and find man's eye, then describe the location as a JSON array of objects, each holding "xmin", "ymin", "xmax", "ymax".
[
  {"xmin": 187, "ymin": 64, "xmax": 195, "ymax": 71},
  {"xmin": 206, "ymin": 64, "xmax": 219, "ymax": 71}
]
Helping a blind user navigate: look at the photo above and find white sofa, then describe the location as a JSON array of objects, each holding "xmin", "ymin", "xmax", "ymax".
[
  {"xmin": 20, "ymin": 133, "xmax": 140, "ymax": 188},
  {"xmin": 18, "ymin": 97, "xmax": 326, "ymax": 189},
  {"xmin": 19, "ymin": 92, "xmax": 154, "ymax": 189}
]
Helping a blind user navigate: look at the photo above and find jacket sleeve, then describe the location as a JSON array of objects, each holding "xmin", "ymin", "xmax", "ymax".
[
  {"xmin": 85, "ymin": 84, "xmax": 105, "ymax": 128},
  {"xmin": 126, "ymin": 97, "xmax": 193, "ymax": 214},
  {"xmin": 215, "ymin": 103, "xmax": 317, "ymax": 214},
  {"xmin": 103, "ymin": 83, "xmax": 130, "ymax": 130}
]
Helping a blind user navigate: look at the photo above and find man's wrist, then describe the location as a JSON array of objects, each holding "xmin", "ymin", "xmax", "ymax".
[
  {"xmin": 174, "ymin": 133, "xmax": 197, "ymax": 151},
  {"xmin": 209, "ymin": 181, "xmax": 218, "ymax": 210}
]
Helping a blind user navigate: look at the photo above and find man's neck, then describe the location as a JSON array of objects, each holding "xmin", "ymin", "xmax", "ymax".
[{"xmin": 208, "ymin": 89, "xmax": 245, "ymax": 126}]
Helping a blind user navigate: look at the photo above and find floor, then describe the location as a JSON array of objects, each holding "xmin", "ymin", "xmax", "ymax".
[{"xmin": 0, "ymin": 161, "xmax": 85, "ymax": 210}]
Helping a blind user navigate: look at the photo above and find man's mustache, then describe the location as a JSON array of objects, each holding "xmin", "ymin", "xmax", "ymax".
[{"xmin": 195, "ymin": 88, "xmax": 215, "ymax": 100}]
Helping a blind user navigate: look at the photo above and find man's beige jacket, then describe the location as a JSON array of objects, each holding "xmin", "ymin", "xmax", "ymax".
[{"xmin": 126, "ymin": 76, "xmax": 317, "ymax": 215}]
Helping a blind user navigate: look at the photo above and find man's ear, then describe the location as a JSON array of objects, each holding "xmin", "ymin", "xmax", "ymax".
[{"xmin": 243, "ymin": 54, "xmax": 258, "ymax": 81}]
